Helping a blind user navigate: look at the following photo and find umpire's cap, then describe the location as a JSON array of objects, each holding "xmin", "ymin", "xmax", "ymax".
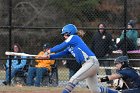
[
  {"xmin": 114, "ymin": 56, "xmax": 129, "ymax": 65},
  {"xmin": 43, "ymin": 43, "xmax": 51, "ymax": 49}
]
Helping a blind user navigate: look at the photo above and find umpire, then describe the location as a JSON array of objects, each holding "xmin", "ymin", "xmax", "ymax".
[{"xmin": 99, "ymin": 56, "xmax": 140, "ymax": 93}]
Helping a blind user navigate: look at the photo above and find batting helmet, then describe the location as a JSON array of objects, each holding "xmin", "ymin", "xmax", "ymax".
[
  {"xmin": 114, "ymin": 56, "xmax": 129, "ymax": 68},
  {"xmin": 43, "ymin": 43, "xmax": 51, "ymax": 49},
  {"xmin": 61, "ymin": 24, "xmax": 78, "ymax": 35}
]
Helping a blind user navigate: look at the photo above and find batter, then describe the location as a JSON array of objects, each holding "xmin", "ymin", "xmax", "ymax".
[{"xmin": 39, "ymin": 24, "xmax": 117, "ymax": 93}]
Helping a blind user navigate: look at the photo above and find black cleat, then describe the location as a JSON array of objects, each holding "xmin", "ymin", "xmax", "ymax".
[{"xmin": 2, "ymin": 81, "xmax": 8, "ymax": 85}]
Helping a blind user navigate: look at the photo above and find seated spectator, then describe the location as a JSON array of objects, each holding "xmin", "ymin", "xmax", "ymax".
[
  {"xmin": 3, "ymin": 43, "xmax": 27, "ymax": 85},
  {"xmin": 117, "ymin": 20, "xmax": 139, "ymax": 51},
  {"xmin": 26, "ymin": 43, "xmax": 55, "ymax": 87}
]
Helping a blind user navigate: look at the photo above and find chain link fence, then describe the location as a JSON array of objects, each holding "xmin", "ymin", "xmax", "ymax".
[{"xmin": 0, "ymin": 0, "xmax": 140, "ymax": 88}]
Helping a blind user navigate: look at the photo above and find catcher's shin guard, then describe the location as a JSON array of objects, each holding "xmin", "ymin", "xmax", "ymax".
[
  {"xmin": 62, "ymin": 82, "xmax": 76, "ymax": 93},
  {"xmin": 100, "ymin": 86, "xmax": 118, "ymax": 93}
]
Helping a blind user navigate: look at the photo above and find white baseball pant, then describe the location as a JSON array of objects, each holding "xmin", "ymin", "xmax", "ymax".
[{"xmin": 69, "ymin": 56, "xmax": 100, "ymax": 93}]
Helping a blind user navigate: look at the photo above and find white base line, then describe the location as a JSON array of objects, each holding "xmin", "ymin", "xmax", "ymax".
[{"xmin": 99, "ymin": 66, "xmax": 140, "ymax": 70}]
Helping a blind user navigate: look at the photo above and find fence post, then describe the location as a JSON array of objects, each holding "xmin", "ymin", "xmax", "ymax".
[
  {"xmin": 8, "ymin": 0, "xmax": 13, "ymax": 85},
  {"xmin": 123, "ymin": 0, "xmax": 128, "ymax": 56}
]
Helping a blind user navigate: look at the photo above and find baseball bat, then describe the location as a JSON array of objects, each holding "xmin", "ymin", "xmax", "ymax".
[{"xmin": 5, "ymin": 52, "xmax": 37, "ymax": 57}]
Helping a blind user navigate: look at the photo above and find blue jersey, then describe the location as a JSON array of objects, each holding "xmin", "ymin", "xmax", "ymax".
[
  {"xmin": 117, "ymin": 67, "xmax": 140, "ymax": 88},
  {"xmin": 50, "ymin": 35, "xmax": 95, "ymax": 64}
]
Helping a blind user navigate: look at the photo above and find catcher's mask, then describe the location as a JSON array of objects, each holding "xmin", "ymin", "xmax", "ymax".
[{"xmin": 114, "ymin": 56, "xmax": 129, "ymax": 68}]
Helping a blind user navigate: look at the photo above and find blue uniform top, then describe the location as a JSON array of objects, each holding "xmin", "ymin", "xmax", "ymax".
[
  {"xmin": 50, "ymin": 35, "xmax": 95, "ymax": 64},
  {"xmin": 117, "ymin": 67, "xmax": 140, "ymax": 88}
]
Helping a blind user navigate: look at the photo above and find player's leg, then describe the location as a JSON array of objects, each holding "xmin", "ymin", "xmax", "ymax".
[
  {"xmin": 62, "ymin": 56, "xmax": 99, "ymax": 93},
  {"xmin": 62, "ymin": 82, "xmax": 76, "ymax": 93},
  {"xmin": 70, "ymin": 57, "xmax": 99, "ymax": 82},
  {"xmin": 86, "ymin": 74, "xmax": 100, "ymax": 93},
  {"xmin": 62, "ymin": 66, "xmax": 85, "ymax": 93}
]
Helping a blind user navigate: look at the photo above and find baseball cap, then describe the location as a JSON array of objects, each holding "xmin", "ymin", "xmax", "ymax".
[{"xmin": 43, "ymin": 43, "xmax": 51, "ymax": 49}]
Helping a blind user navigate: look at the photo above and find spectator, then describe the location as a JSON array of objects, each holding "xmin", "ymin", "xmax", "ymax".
[
  {"xmin": 3, "ymin": 43, "xmax": 27, "ymax": 85},
  {"xmin": 26, "ymin": 43, "xmax": 55, "ymax": 87},
  {"xmin": 77, "ymin": 29, "xmax": 86, "ymax": 38},
  {"xmin": 117, "ymin": 20, "xmax": 139, "ymax": 51},
  {"xmin": 99, "ymin": 56, "xmax": 140, "ymax": 93},
  {"xmin": 91, "ymin": 23, "xmax": 113, "ymax": 84}
]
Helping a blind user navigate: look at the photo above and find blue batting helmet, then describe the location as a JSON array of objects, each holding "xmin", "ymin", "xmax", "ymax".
[{"xmin": 61, "ymin": 24, "xmax": 78, "ymax": 35}]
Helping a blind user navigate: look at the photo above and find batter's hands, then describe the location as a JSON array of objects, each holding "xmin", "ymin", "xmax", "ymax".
[
  {"xmin": 36, "ymin": 54, "xmax": 50, "ymax": 59},
  {"xmin": 36, "ymin": 49, "xmax": 51, "ymax": 59},
  {"xmin": 47, "ymin": 49, "xmax": 51, "ymax": 54}
]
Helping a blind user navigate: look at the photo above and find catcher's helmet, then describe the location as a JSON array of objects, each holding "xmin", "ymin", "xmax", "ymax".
[
  {"xmin": 114, "ymin": 56, "xmax": 129, "ymax": 67},
  {"xmin": 61, "ymin": 24, "xmax": 78, "ymax": 35},
  {"xmin": 43, "ymin": 43, "xmax": 51, "ymax": 49}
]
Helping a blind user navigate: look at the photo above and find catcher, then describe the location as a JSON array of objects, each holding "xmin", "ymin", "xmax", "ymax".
[{"xmin": 99, "ymin": 56, "xmax": 140, "ymax": 93}]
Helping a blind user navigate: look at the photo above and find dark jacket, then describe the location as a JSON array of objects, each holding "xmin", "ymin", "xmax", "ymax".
[
  {"xmin": 65, "ymin": 60, "xmax": 81, "ymax": 71},
  {"xmin": 91, "ymin": 31, "xmax": 112, "ymax": 58}
]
